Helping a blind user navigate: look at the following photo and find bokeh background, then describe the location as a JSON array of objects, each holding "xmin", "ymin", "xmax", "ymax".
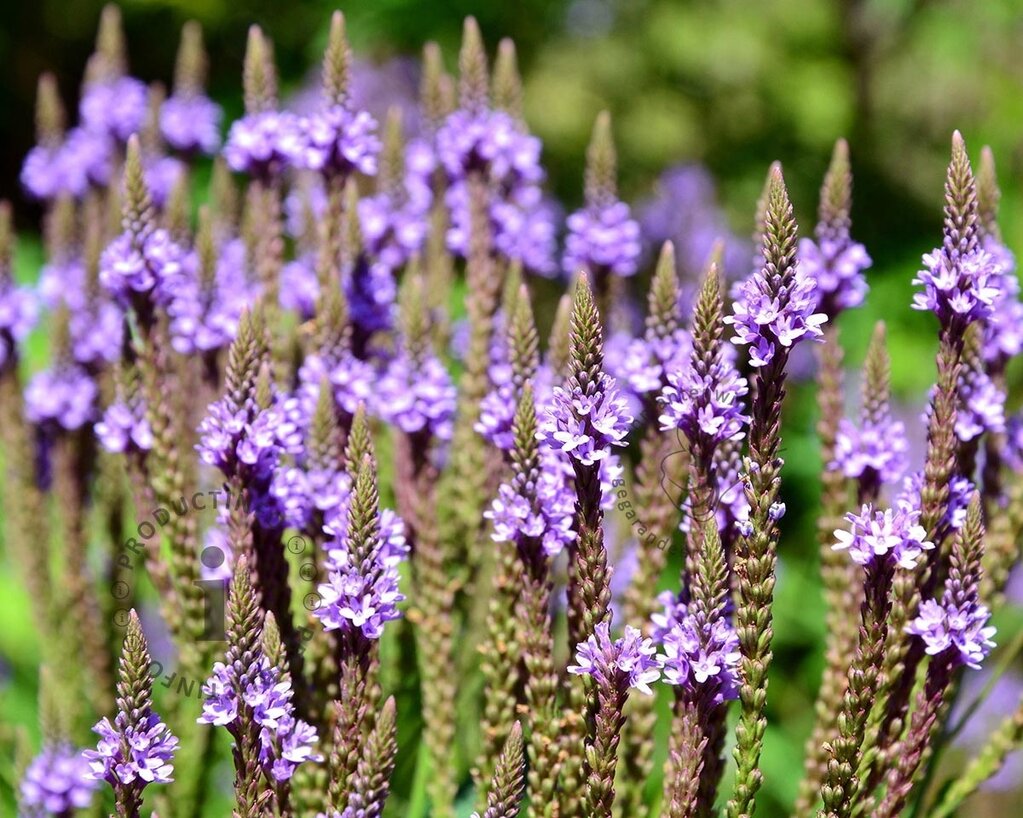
[{"xmin": 2, "ymin": 0, "xmax": 1023, "ymax": 815}]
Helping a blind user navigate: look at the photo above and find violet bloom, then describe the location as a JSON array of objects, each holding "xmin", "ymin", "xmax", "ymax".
[
  {"xmin": 435, "ymin": 109, "xmax": 544, "ymax": 186},
  {"xmin": 981, "ymin": 238, "xmax": 1023, "ymax": 363},
  {"xmin": 293, "ymin": 105, "xmax": 381, "ymax": 178},
  {"xmin": 22, "ymin": 128, "xmax": 114, "ymax": 200},
  {"xmin": 726, "ymin": 264, "xmax": 827, "ymax": 368},
  {"xmin": 955, "ymin": 366, "xmax": 1005, "ymax": 442},
  {"xmin": 70, "ymin": 300, "xmax": 124, "ymax": 367},
  {"xmin": 25, "ymin": 366, "xmax": 97, "ymax": 431},
  {"xmin": 144, "ymin": 155, "xmax": 186, "ymax": 209},
  {"xmin": 169, "ymin": 239, "xmax": 256, "ymax": 354},
  {"xmin": 322, "ymin": 499, "xmax": 408, "ymax": 572},
  {"xmin": 160, "ymin": 94, "xmax": 222, "ymax": 154},
  {"xmin": 897, "ymin": 471, "xmax": 975, "ymax": 544},
  {"xmin": 375, "ymin": 354, "xmax": 456, "ymax": 441},
  {"xmin": 832, "ymin": 414, "xmax": 908, "ymax": 483},
  {"xmin": 567, "ymin": 621, "xmax": 661, "ymax": 696},
  {"xmin": 907, "ymin": 598, "xmax": 996, "ymax": 669},
  {"xmin": 100, "ymin": 228, "xmax": 192, "ymax": 310},
  {"xmin": 912, "ymin": 247, "xmax": 1001, "ymax": 330},
  {"xmin": 537, "ymin": 373, "xmax": 633, "ymax": 466},
  {"xmin": 657, "ymin": 609, "xmax": 741, "ymax": 706},
  {"xmin": 96, "ymin": 399, "xmax": 153, "ymax": 454},
  {"xmin": 797, "ymin": 235, "xmax": 871, "ymax": 316},
  {"xmin": 347, "ymin": 256, "xmax": 398, "ymax": 338},
  {"xmin": 84, "ymin": 713, "xmax": 178, "ymax": 787},
  {"xmin": 271, "ymin": 465, "xmax": 352, "ymax": 533},
  {"xmin": 313, "ymin": 561, "xmax": 404, "ymax": 639},
  {"xmin": 563, "ymin": 200, "xmax": 642, "ymax": 278},
  {"xmin": 0, "ymin": 280, "xmax": 38, "ymax": 371},
  {"xmin": 658, "ymin": 357, "xmax": 749, "ymax": 449},
  {"xmin": 280, "ymin": 254, "xmax": 320, "ymax": 321},
  {"xmin": 20, "ymin": 744, "xmax": 98, "ymax": 814},
  {"xmin": 833, "ymin": 505, "xmax": 934, "ymax": 569},
  {"xmin": 223, "ymin": 110, "xmax": 300, "ymax": 177},
  {"xmin": 80, "ymin": 76, "xmax": 148, "ymax": 143},
  {"xmin": 612, "ymin": 328, "xmax": 692, "ymax": 401}
]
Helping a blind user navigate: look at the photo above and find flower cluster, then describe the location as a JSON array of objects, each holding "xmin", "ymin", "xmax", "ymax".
[
  {"xmin": 797, "ymin": 235, "xmax": 871, "ymax": 316},
  {"xmin": 375, "ymin": 354, "xmax": 457, "ymax": 441},
  {"xmin": 832, "ymin": 414, "xmax": 908, "ymax": 483},
  {"xmin": 84, "ymin": 712, "xmax": 178, "ymax": 788},
  {"xmin": 907, "ymin": 598, "xmax": 996, "ymax": 670},
  {"xmin": 955, "ymin": 365, "xmax": 1006, "ymax": 442},
  {"xmin": 537, "ymin": 374, "xmax": 633, "ymax": 466},
  {"xmin": 563, "ymin": 200, "xmax": 642, "ymax": 278},
  {"xmin": 21, "ymin": 129, "xmax": 113, "ymax": 200},
  {"xmin": 293, "ymin": 105, "xmax": 381, "ymax": 177},
  {"xmin": 833, "ymin": 505, "xmax": 934, "ymax": 569},
  {"xmin": 224, "ymin": 111, "xmax": 301, "ymax": 177},
  {"xmin": 656, "ymin": 606, "xmax": 741, "ymax": 706},
  {"xmin": 25, "ymin": 366, "xmax": 98, "ymax": 431},
  {"xmin": 911, "ymin": 247, "xmax": 1001, "ymax": 330},
  {"xmin": 897, "ymin": 471, "xmax": 975, "ymax": 542},
  {"xmin": 199, "ymin": 656, "xmax": 322, "ymax": 782},
  {"xmin": 981, "ymin": 238, "xmax": 1023, "ymax": 362},
  {"xmin": 160, "ymin": 93, "xmax": 222, "ymax": 154},
  {"xmin": 726, "ymin": 266, "xmax": 826, "ymax": 368},
  {"xmin": 313, "ymin": 560, "xmax": 405, "ymax": 639},
  {"xmin": 80, "ymin": 76, "xmax": 148, "ymax": 143},
  {"xmin": 658, "ymin": 358, "xmax": 749, "ymax": 449},
  {"xmin": 611, "ymin": 328, "xmax": 692, "ymax": 401},
  {"xmin": 96, "ymin": 399, "xmax": 153, "ymax": 454},
  {"xmin": 100, "ymin": 228, "xmax": 192, "ymax": 310},
  {"xmin": 20, "ymin": 744, "xmax": 98, "ymax": 814},
  {"xmin": 567, "ymin": 621, "xmax": 661, "ymax": 696}
]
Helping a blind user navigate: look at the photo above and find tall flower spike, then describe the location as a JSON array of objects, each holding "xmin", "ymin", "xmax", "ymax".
[
  {"xmin": 458, "ymin": 17, "xmax": 489, "ymax": 115},
  {"xmin": 35, "ymin": 73, "xmax": 65, "ymax": 145},
  {"xmin": 420, "ymin": 41, "xmax": 452, "ymax": 130},
  {"xmin": 976, "ymin": 145, "xmax": 1001, "ymax": 241},
  {"xmin": 243, "ymin": 25, "xmax": 277, "ymax": 114},
  {"xmin": 585, "ymin": 111, "xmax": 617, "ymax": 208},
  {"xmin": 492, "ymin": 39, "xmax": 522, "ymax": 119},
  {"xmin": 173, "ymin": 20, "xmax": 207, "ymax": 95},
  {"xmin": 94, "ymin": 4, "xmax": 128, "ymax": 80},
  {"xmin": 323, "ymin": 11, "xmax": 351, "ymax": 107},
  {"xmin": 474, "ymin": 723, "xmax": 526, "ymax": 818},
  {"xmin": 84, "ymin": 611, "xmax": 178, "ymax": 818},
  {"xmin": 338, "ymin": 696, "xmax": 399, "ymax": 818}
]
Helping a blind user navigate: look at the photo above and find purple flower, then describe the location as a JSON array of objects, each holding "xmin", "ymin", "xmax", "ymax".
[
  {"xmin": 347, "ymin": 257, "xmax": 397, "ymax": 338},
  {"xmin": 279, "ymin": 254, "xmax": 320, "ymax": 321},
  {"xmin": 84, "ymin": 713, "xmax": 178, "ymax": 787},
  {"xmin": 897, "ymin": 471, "xmax": 974, "ymax": 542},
  {"xmin": 25, "ymin": 366, "xmax": 97, "ymax": 431},
  {"xmin": 981, "ymin": 238, "xmax": 1023, "ymax": 363},
  {"xmin": 906, "ymin": 598, "xmax": 996, "ymax": 669},
  {"xmin": 322, "ymin": 501, "xmax": 407, "ymax": 571},
  {"xmin": 264, "ymin": 716, "xmax": 322, "ymax": 782},
  {"xmin": 537, "ymin": 374, "xmax": 634, "ymax": 465},
  {"xmin": 22, "ymin": 128, "xmax": 115, "ymax": 200},
  {"xmin": 375, "ymin": 354, "xmax": 456, "ymax": 440},
  {"xmin": 313, "ymin": 561, "xmax": 404, "ymax": 639},
  {"xmin": 20, "ymin": 744, "xmax": 98, "ymax": 814},
  {"xmin": 656, "ymin": 608, "xmax": 740, "ymax": 706},
  {"xmin": 833, "ymin": 505, "xmax": 934, "ymax": 569},
  {"xmin": 567, "ymin": 621, "xmax": 661, "ymax": 695},
  {"xmin": 144, "ymin": 155, "xmax": 186, "ymax": 209},
  {"xmin": 70, "ymin": 300, "xmax": 124, "ymax": 367},
  {"xmin": 611, "ymin": 328, "xmax": 692, "ymax": 400},
  {"xmin": 833, "ymin": 415, "xmax": 908, "ymax": 483},
  {"xmin": 160, "ymin": 94, "xmax": 222, "ymax": 154},
  {"xmin": 169, "ymin": 238, "xmax": 256, "ymax": 354},
  {"xmin": 0, "ymin": 281, "xmax": 38, "ymax": 370},
  {"xmin": 80, "ymin": 77, "xmax": 148, "ymax": 143},
  {"xmin": 100, "ymin": 228, "xmax": 192, "ymax": 310},
  {"xmin": 955, "ymin": 366, "xmax": 1005, "ymax": 442},
  {"xmin": 224, "ymin": 110, "xmax": 301, "ymax": 177},
  {"xmin": 197, "ymin": 399, "xmax": 297, "ymax": 485},
  {"xmin": 96, "ymin": 400, "xmax": 153, "ymax": 454},
  {"xmin": 726, "ymin": 265, "xmax": 827, "ymax": 368},
  {"xmin": 911, "ymin": 247, "xmax": 1001, "ymax": 330},
  {"xmin": 293, "ymin": 105, "xmax": 380, "ymax": 178},
  {"xmin": 435, "ymin": 109, "xmax": 543, "ymax": 186},
  {"xmin": 798, "ymin": 236, "xmax": 871, "ymax": 316},
  {"xmin": 658, "ymin": 358, "xmax": 749, "ymax": 449},
  {"xmin": 563, "ymin": 200, "xmax": 642, "ymax": 278}
]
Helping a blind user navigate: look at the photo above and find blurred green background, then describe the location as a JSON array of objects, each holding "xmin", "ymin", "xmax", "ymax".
[{"xmin": 2, "ymin": 0, "xmax": 1023, "ymax": 816}]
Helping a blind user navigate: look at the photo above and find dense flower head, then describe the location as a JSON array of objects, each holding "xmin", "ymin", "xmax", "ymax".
[
  {"xmin": 609, "ymin": 328, "xmax": 692, "ymax": 403},
  {"xmin": 313, "ymin": 558, "xmax": 405, "ymax": 639},
  {"xmin": 96, "ymin": 399, "xmax": 153, "ymax": 454},
  {"xmin": 293, "ymin": 105, "xmax": 381, "ymax": 177},
  {"xmin": 0, "ymin": 282, "xmax": 38, "ymax": 370},
  {"xmin": 375, "ymin": 353, "xmax": 456, "ymax": 440},
  {"xmin": 907, "ymin": 598, "xmax": 996, "ymax": 669},
  {"xmin": 169, "ymin": 238, "xmax": 256, "ymax": 354},
  {"xmin": 435, "ymin": 109, "xmax": 544, "ymax": 187},
  {"xmin": 323, "ymin": 500, "xmax": 408, "ymax": 571},
  {"xmin": 80, "ymin": 76, "xmax": 148, "ymax": 143},
  {"xmin": 144, "ymin": 155, "xmax": 186, "ymax": 209},
  {"xmin": 567, "ymin": 621, "xmax": 661, "ymax": 695},
  {"xmin": 798, "ymin": 236, "xmax": 871, "ymax": 316},
  {"xmin": 100, "ymin": 228, "xmax": 192, "ymax": 309},
  {"xmin": 537, "ymin": 373, "xmax": 634, "ymax": 466},
  {"xmin": 658, "ymin": 358, "xmax": 749, "ymax": 449},
  {"xmin": 25, "ymin": 366, "xmax": 97, "ymax": 431},
  {"xmin": 655, "ymin": 604, "xmax": 740, "ymax": 706},
  {"xmin": 911, "ymin": 246, "xmax": 1001, "ymax": 330},
  {"xmin": 280, "ymin": 254, "xmax": 320, "ymax": 321},
  {"xmin": 271, "ymin": 465, "xmax": 351, "ymax": 532},
  {"xmin": 347, "ymin": 256, "xmax": 397, "ymax": 337},
  {"xmin": 726, "ymin": 264, "xmax": 827, "ymax": 368},
  {"xmin": 833, "ymin": 504, "xmax": 934, "ymax": 569},
  {"xmin": 198, "ymin": 656, "xmax": 321, "ymax": 781},
  {"xmin": 563, "ymin": 200, "xmax": 642, "ymax": 278},
  {"xmin": 897, "ymin": 471, "xmax": 974, "ymax": 541},
  {"xmin": 160, "ymin": 94, "xmax": 222, "ymax": 154},
  {"xmin": 358, "ymin": 190, "xmax": 430, "ymax": 278},
  {"xmin": 832, "ymin": 414, "xmax": 908, "ymax": 483},
  {"xmin": 20, "ymin": 743, "xmax": 98, "ymax": 814},
  {"xmin": 21, "ymin": 128, "xmax": 113, "ymax": 201},
  {"xmin": 223, "ymin": 110, "xmax": 301, "ymax": 176},
  {"xmin": 70, "ymin": 300, "xmax": 124, "ymax": 367},
  {"xmin": 955, "ymin": 365, "xmax": 1006, "ymax": 442},
  {"xmin": 84, "ymin": 712, "xmax": 178, "ymax": 787},
  {"xmin": 981, "ymin": 238, "xmax": 1023, "ymax": 362}
]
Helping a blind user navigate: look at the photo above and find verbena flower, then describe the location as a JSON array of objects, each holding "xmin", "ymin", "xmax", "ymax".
[
  {"xmin": 906, "ymin": 598, "xmax": 996, "ymax": 669},
  {"xmin": 833, "ymin": 505, "xmax": 934, "ymax": 569},
  {"xmin": 612, "ymin": 328, "xmax": 691, "ymax": 400},
  {"xmin": 832, "ymin": 414, "xmax": 908, "ymax": 483},
  {"xmin": 143, "ymin": 155, "xmax": 186, "ymax": 210},
  {"xmin": 725, "ymin": 264, "xmax": 826, "ymax": 368},
  {"xmin": 567, "ymin": 621, "xmax": 661, "ymax": 696},
  {"xmin": 656, "ymin": 609, "xmax": 741, "ymax": 706},
  {"xmin": 955, "ymin": 365, "xmax": 1005, "ymax": 442},
  {"xmin": 84, "ymin": 713, "xmax": 178, "ymax": 787},
  {"xmin": 435, "ymin": 109, "xmax": 543, "ymax": 186},
  {"xmin": 797, "ymin": 235, "xmax": 870, "ymax": 315},
  {"xmin": 658, "ymin": 357, "xmax": 749, "ymax": 448},
  {"xmin": 21, "ymin": 128, "xmax": 113, "ymax": 200},
  {"xmin": 322, "ymin": 501, "xmax": 408, "ymax": 571},
  {"xmin": 375, "ymin": 353, "xmax": 456, "ymax": 441},
  {"xmin": 313, "ymin": 561, "xmax": 404, "ymax": 639},
  {"xmin": 96, "ymin": 399, "xmax": 153, "ymax": 454},
  {"xmin": 293, "ymin": 105, "xmax": 381, "ymax": 177},
  {"xmin": 80, "ymin": 76, "xmax": 148, "ymax": 143},
  {"xmin": 981, "ymin": 238, "xmax": 1023, "ymax": 362},
  {"xmin": 563, "ymin": 200, "xmax": 641, "ymax": 278},
  {"xmin": 0, "ymin": 280, "xmax": 38, "ymax": 370},
  {"xmin": 897, "ymin": 471, "xmax": 974, "ymax": 542},
  {"xmin": 20, "ymin": 743, "xmax": 98, "ymax": 814},
  {"xmin": 160, "ymin": 94, "xmax": 222, "ymax": 154},
  {"xmin": 100, "ymin": 228, "xmax": 192, "ymax": 309},
  {"xmin": 279, "ymin": 254, "xmax": 320, "ymax": 321},
  {"xmin": 348, "ymin": 256, "xmax": 398, "ymax": 338},
  {"xmin": 25, "ymin": 366, "xmax": 97, "ymax": 431},
  {"xmin": 911, "ymin": 247, "xmax": 1001, "ymax": 330},
  {"xmin": 537, "ymin": 373, "xmax": 633, "ymax": 465},
  {"xmin": 223, "ymin": 110, "xmax": 300, "ymax": 177}
]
